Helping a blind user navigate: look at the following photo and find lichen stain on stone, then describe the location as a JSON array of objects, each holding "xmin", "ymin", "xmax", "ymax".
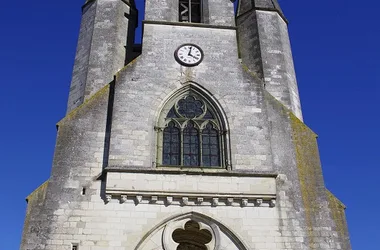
[
  {"xmin": 290, "ymin": 113, "xmax": 321, "ymax": 248},
  {"xmin": 327, "ymin": 190, "xmax": 350, "ymax": 250},
  {"xmin": 116, "ymin": 55, "xmax": 141, "ymax": 79},
  {"xmin": 26, "ymin": 181, "xmax": 49, "ymax": 205},
  {"xmin": 57, "ymin": 84, "xmax": 110, "ymax": 126},
  {"xmin": 22, "ymin": 181, "xmax": 49, "ymax": 240},
  {"xmin": 241, "ymin": 63, "xmax": 263, "ymax": 83}
]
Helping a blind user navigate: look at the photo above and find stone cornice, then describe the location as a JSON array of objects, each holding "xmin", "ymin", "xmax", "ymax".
[
  {"xmin": 143, "ymin": 20, "xmax": 237, "ymax": 30},
  {"xmin": 105, "ymin": 165, "xmax": 278, "ymax": 178},
  {"xmin": 105, "ymin": 192, "xmax": 276, "ymax": 208}
]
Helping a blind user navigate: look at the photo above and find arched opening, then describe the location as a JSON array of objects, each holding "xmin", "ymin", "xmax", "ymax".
[
  {"xmin": 156, "ymin": 84, "xmax": 229, "ymax": 168},
  {"xmin": 179, "ymin": 0, "xmax": 202, "ymax": 23},
  {"xmin": 135, "ymin": 212, "xmax": 249, "ymax": 250}
]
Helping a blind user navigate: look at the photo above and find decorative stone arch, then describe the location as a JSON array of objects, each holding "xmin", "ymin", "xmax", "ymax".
[
  {"xmin": 134, "ymin": 211, "xmax": 249, "ymax": 250},
  {"xmin": 155, "ymin": 82, "xmax": 231, "ymax": 169}
]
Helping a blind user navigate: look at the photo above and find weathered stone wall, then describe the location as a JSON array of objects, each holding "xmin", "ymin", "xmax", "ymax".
[
  {"xmin": 67, "ymin": 1, "xmax": 97, "ymax": 112},
  {"xmin": 290, "ymin": 111, "xmax": 349, "ymax": 249},
  {"xmin": 21, "ymin": 88, "xmax": 350, "ymax": 250},
  {"xmin": 20, "ymin": 181, "xmax": 49, "ymax": 249},
  {"xmin": 21, "ymin": 84, "xmax": 110, "ymax": 250},
  {"xmin": 237, "ymin": 10, "xmax": 264, "ymax": 79},
  {"xmin": 327, "ymin": 190, "xmax": 352, "ymax": 250},
  {"xmin": 108, "ymin": 23, "xmax": 273, "ymax": 171},
  {"xmin": 237, "ymin": 5, "xmax": 303, "ymax": 121},
  {"xmin": 257, "ymin": 11, "xmax": 302, "ymax": 120},
  {"xmin": 67, "ymin": 0, "xmax": 135, "ymax": 113}
]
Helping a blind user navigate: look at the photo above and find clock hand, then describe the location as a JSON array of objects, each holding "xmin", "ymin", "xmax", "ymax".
[
  {"xmin": 189, "ymin": 54, "xmax": 199, "ymax": 60},
  {"xmin": 188, "ymin": 47, "xmax": 192, "ymax": 56}
]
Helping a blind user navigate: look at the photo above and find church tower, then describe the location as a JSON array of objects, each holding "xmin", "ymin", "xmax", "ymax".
[{"xmin": 21, "ymin": 0, "xmax": 351, "ymax": 249}]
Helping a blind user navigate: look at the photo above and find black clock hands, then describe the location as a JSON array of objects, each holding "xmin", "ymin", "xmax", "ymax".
[
  {"xmin": 187, "ymin": 46, "xmax": 199, "ymax": 60},
  {"xmin": 189, "ymin": 54, "xmax": 199, "ymax": 60}
]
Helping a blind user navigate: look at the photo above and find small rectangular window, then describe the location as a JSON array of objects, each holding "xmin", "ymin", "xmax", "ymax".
[{"xmin": 72, "ymin": 244, "xmax": 78, "ymax": 250}]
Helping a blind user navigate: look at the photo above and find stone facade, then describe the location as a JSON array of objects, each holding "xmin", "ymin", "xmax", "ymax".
[{"xmin": 21, "ymin": 0, "xmax": 351, "ymax": 249}]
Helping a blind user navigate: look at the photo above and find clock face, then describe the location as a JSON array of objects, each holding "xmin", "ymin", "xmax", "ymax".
[{"xmin": 174, "ymin": 44, "xmax": 204, "ymax": 67}]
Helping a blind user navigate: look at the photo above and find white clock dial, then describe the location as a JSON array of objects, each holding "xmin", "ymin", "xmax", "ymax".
[{"xmin": 174, "ymin": 44, "xmax": 204, "ymax": 67}]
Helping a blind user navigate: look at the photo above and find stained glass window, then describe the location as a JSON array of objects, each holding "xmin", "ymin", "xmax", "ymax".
[
  {"xmin": 159, "ymin": 93, "xmax": 225, "ymax": 168},
  {"xmin": 178, "ymin": 96, "xmax": 204, "ymax": 118},
  {"xmin": 202, "ymin": 123, "xmax": 220, "ymax": 166},
  {"xmin": 183, "ymin": 121, "xmax": 199, "ymax": 166},
  {"xmin": 163, "ymin": 122, "xmax": 180, "ymax": 165}
]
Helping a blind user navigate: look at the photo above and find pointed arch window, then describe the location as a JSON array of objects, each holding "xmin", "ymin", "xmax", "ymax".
[
  {"xmin": 179, "ymin": 0, "xmax": 202, "ymax": 23},
  {"xmin": 158, "ymin": 91, "xmax": 227, "ymax": 168}
]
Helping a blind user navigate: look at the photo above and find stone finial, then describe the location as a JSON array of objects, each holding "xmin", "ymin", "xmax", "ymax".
[
  {"xmin": 241, "ymin": 199, "xmax": 248, "ymax": 207},
  {"xmin": 120, "ymin": 195, "xmax": 128, "ymax": 203}
]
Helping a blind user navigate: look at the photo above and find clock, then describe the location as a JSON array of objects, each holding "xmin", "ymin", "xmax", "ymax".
[{"xmin": 174, "ymin": 43, "xmax": 204, "ymax": 67}]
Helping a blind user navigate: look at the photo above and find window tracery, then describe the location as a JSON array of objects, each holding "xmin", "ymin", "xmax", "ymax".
[
  {"xmin": 172, "ymin": 220, "xmax": 212, "ymax": 250},
  {"xmin": 157, "ymin": 90, "xmax": 227, "ymax": 168}
]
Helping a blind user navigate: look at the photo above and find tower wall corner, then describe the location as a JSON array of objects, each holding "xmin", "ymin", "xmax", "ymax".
[
  {"xmin": 20, "ymin": 181, "xmax": 49, "ymax": 250},
  {"xmin": 67, "ymin": 0, "xmax": 137, "ymax": 113},
  {"xmin": 237, "ymin": 8, "xmax": 303, "ymax": 120}
]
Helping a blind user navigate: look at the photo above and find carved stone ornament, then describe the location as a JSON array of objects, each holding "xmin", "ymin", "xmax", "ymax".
[
  {"xmin": 120, "ymin": 195, "xmax": 127, "ymax": 203},
  {"xmin": 212, "ymin": 198, "xmax": 219, "ymax": 206},
  {"xmin": 151, "ymin": 196, "xmax": 158, "ymax": 203},
  {"xmin": 197, "ymin": 197, "xmax": 204, "ymax": 205},
  {"xmin": 270, "ymin": 199, "xmax": 276, "ymax": 207},
  {"xmin": 226, "ymin": 198, "xmax": 234, "ymax": 205},
  {"xmin": 136, "ymin": 195, "xmax": 143, "ymax": 204},
  {"xmin": 105, "ymin": 194, "xmax": 112, "ymax": 203},
  {"xmin": 166, "ymin": 196, "xmax": 173, "ymax": 205},
  {"xmin": 255, "ymin": 199, "xmax": 263, "ymax": 207},
  {"xmin": 241, "ymin": 199, "xmax": 248, "ymax": 207},
  {"xmin": 182, "ymin": 197, "xmax": 189, "ymax": 206}
]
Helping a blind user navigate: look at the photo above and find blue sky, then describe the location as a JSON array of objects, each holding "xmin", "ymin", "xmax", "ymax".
[{"xmin": 0, "ymin": 0, "xmax": 378, "ymax": 249}]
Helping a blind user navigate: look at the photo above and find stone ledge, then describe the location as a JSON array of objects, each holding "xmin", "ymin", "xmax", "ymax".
[
  {"xmin": 105, "ymin": 193, "xmax": 276, "ymax": 207},
  {"xmin": 105, "ymin": 165, "xmax": 278, "ymax": 178},
  {"xmin": 143, "ymin": 20, "xmax": 237, "ymax": 30},
  {"xmin": 105, "ymin": 172, "xmax": 277, "ymax": 207}
]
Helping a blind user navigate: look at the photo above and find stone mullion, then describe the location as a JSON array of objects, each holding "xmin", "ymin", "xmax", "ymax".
[
  {"xmin": 199, "ymin": 126, "xmax": 203, "ymax": 166},
  {"xmin": 155, "ymin": 126, "xmax": 164, "ymax": 167},
  {"xmin": 180, "ymin": 125, "xmax": 184, "ymax": 166}
]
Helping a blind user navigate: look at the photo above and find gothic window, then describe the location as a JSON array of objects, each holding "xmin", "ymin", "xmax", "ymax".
[
  {"xmin": 179, "ymin": 0, "xmax": 202, "ymax": 23},
  {"xmin": 158, "ymin": 91, "xmax": 227, "ymax": 168}
]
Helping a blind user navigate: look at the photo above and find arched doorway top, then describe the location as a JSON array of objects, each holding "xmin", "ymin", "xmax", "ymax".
[{"xmin": 135, "ymin": 211, "xmax": 249, "ymax": 250}]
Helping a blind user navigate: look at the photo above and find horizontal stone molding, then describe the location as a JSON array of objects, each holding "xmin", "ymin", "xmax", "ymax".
[
  {"xmin": 105, "ymin": 193, "xmax": 276, "ymax": 207},
  {"xmin": 105, "ymin": 172, "xmax": 277, "ymax": 207}
]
